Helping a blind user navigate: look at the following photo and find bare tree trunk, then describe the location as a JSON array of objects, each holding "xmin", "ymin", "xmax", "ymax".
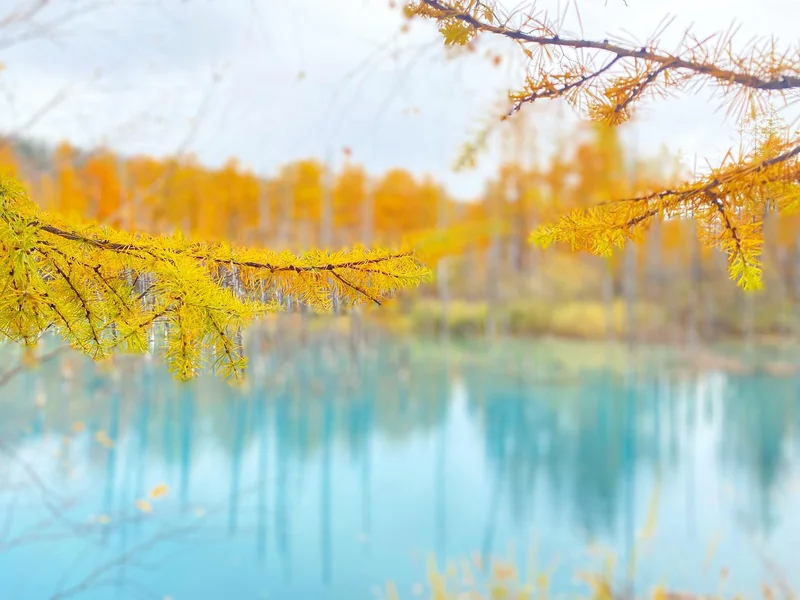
[
  {"xmin": 319, "ymin": 158, "xmax": 340, "ymax": 313},
  {"xmin": 116, "ymin": 157, "xmax": 129, "ymax": 231},
  {"xmin": 506, "ymin": 182, "xmax": 520, "ymax": 276},
  {"xmin": 258, "ymin": 178, "xmax": 270, "ymax": 243},
  {"xmin": 278, "ymin": 173, "xmax": 293, "ymax": 251},
  {"xmin": 436, "ymin": 188, "xmax": 450, "ymax": 343},
  {"xmin": 299, "ymin": 220, "xmax": 311, "ymax": 317},
  {"xmin": 350, "ymin": 181, "xmax": 375, "ymax": 342},
  {"xmin": 361, "ymin": 183, "xmax": 374, "ymax": 246},
  {"xmin": 763, "ymin": 205, "xmax": 786, "ymax": 335},
  {"xmin": 687, "ymin": 222, "xmax": 702, "ymax": 349},
  {"xmin": 623, "ymin": 242, "xmax": 637, "ymax": 350},
  {"xmin": 602, "ymin": 258, "xmax": 616, "ymax": 342},
  {"xmin": 320, "ymin": 157, "xmax": 333, "ymax": 249},
  {"xmin": 648, "ymin": 217, "xmax": 662, "ymax": 302},
  {"xmin": 485, "ymin": 185, "xmax": 502, "ymax": 340}
]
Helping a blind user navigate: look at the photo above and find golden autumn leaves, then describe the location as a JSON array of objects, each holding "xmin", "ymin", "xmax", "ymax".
[
  {"xmin": 532, "ymin": 138, "xmax": 800, "ymax": 291},
  {"xmin": 0, "ymin": 177, "xmax": 431, "ymax": 382},
  {"xmin": 403, "ymin": 0, "xmax": 800, "ymax": 290}
]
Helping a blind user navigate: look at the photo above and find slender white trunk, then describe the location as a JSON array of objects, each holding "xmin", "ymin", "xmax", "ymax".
[
  {"xmin": 361, "ymin": 183, "xmax": 374, "ymax": 246},
  {"xmin": 602, "ymin": 258, "xmax": 616, "ymax": 342},
  {"xmin": 320, "ymin": 157, "xmax": 333, "ymax": 249},
  {"xmin": 623, "ymin": 242, "xmax": 637, "ymax": 349},
  {"xmin": 258, "ymin": 177, "xmax": 270, "ymax": 242},
  {"xmin": 436, "ymin": 188, "xmax": 449, "ymax": 342}
]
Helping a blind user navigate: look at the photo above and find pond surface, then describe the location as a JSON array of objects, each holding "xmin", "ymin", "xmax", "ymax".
[{"xmin": 0, "ymin": 339, "xmax": 799, "ymax": 599}]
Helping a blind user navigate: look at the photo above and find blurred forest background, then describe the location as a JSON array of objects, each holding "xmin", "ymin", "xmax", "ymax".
[
  {"xmin": 3, "ymin": 110, "xmax": 800, "ymax": 349},
  {"xmin": 3, "ymin": 0, "xmax": 800, "ymax": 357}
]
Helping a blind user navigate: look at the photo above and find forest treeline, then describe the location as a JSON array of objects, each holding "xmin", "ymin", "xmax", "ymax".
[{"xmin": 3, "ymin": 114, "xmax": 800, "ymax": 345}]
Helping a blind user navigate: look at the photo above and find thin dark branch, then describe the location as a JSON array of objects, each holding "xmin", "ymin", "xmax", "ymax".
[{"xmin": 420, "ymin": 0, "xmax": 800, "ymax": 91}]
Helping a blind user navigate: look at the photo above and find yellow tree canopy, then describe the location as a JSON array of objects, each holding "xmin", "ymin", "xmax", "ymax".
[
  {"xmin": 0, "ymin": 177, "xmax": 430, "ymax": 381},
  {"xmin": 405, "ymin": 0, "xmax": 800, "ymax": 289}
]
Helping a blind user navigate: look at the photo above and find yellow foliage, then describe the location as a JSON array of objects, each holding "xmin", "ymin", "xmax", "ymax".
[
  {"xmin": 408, "ymin": 0, "xmax": 800, "ymax": 290},
  {"xmin": 0, "ymin": 177, "xmax": 431, "ymax": 381},
  {"xmin": 441, "ymin": 20, "xmax": 475, "ymax": 46},
  {"xmin": 531, "ymin": 136, "xmax": 800, "ymax": 290}
]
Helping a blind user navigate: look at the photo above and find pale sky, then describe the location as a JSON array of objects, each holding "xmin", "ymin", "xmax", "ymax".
[{"xmin": 0, "ymin": 0, "xmax": 798, "ymax": 200}]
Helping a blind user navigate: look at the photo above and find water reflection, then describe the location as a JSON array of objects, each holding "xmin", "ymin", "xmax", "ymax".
[{"xmin": 0, "ymin": 338, "xmax": 799, "ymax": 599}]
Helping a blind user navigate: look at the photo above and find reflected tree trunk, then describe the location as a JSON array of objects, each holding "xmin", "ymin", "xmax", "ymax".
[
  {"xmin": 623, "ymin": 242, "xmax": 637, "ymax": 350},
  {"xmin": 179, "ymin": 386, "xmax": 193, "ymax": 513},
  {"xmin": 228, "ymin": 396, "xmax": 247, "ymax": 535},
  {"xmin": 321, "ymin": 399, "xmax": 333, "ymax": 583},
  {"xmin": 257, "ymin": 386, "xmax": 268, "ymax": 563},
  {"xmin": 361, "ymin": 395, "xmax": 373, "ymax": 554}
]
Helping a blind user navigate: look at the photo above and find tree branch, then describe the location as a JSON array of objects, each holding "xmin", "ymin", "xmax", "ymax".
[{"xmin": 418, "ymin": 0, "xmax": 800, "ymax": 91}]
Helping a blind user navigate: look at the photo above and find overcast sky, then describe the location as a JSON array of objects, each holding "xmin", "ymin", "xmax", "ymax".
[{"xmin": 0, "ymin": 0, "xmax": 797, "ymax": 200}]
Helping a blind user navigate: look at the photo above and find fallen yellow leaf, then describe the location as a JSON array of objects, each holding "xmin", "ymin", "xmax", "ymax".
[
  {"xmin": 150, "ymin": 483, "xmax": 169, "ymax": 499},
  {"xmin": 95, "ymin": 430, "xmax": 113, "ymax": 448}
]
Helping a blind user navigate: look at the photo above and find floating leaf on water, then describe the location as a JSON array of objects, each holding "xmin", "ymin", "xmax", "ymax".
[
  {"xmin": 95, "ymin": 430, "xmax": 113, "ymax": 448},
  {"xmin": 150, "ymin": 483, "xmax": 169, "ymax": 499}
]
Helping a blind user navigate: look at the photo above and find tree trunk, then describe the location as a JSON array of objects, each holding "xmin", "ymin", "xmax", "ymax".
[
  {"xmin": 602, "ymin": 258, "xmax": 616, "ymax": 342},
  {"xmin": 320, "ymin": 160, "xmax": 333, "ymax": 249},
  {"xmin": 648, "ymin": 217, "xmax": 662, "ymax": 302},
  {"xmin": 623, "ymin": 242, "xmax": 637, "ymax": 349},
  {"xmin": 258, "ymin": 178, "xmax": 270, "ymax": 243},
  {"xmin": 486, "ymin": 201, "xmax": 501, "ymax": 340},
  {"xmin": 687, "ymin": 222, "xmax": 702, "ymax": 348},
  {"xmin": 361, "ymin": 184, "xmax": 374, "ymax": 246},
  {"xmin": 436, "ymin": 188, "xmax": 450, "ymax": 343}
]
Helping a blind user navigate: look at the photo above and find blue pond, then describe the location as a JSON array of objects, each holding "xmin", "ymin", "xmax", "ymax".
[{"xmin": 0, "ymin": 339, "xmax": 799, "ymax": 599}]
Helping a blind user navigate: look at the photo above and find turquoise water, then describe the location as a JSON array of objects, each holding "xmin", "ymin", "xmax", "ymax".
[{"xmin": 0, "ymin": 340, "xmax": 799, "ymax": 599}]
